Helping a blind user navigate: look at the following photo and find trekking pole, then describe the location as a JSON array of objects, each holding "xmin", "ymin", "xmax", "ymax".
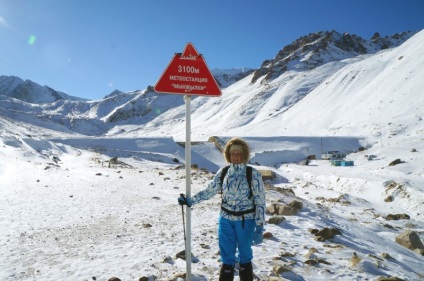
[{"xmin": 180, "ymin": 193, "xmax": 187, "ymax": 244}]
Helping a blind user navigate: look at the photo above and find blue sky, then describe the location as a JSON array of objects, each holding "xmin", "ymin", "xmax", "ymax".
[{"xmin": 1, "ymin": 0, "xmax": 423, "ymax": 100}]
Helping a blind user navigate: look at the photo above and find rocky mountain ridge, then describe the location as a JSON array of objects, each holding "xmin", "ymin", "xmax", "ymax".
[
  {"xmin": 251, "ymin": 30, "xmax": 415, "ymax": 84},
  {"xmin": 0, "ymin": 30, "xmax": 420, "ymax": 138},
  {"xmin": 0, "ymin": 75, "xmax": 86, "ymax": 104}
]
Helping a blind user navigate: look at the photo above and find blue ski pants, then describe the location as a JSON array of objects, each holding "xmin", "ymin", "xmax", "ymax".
[{"xmin": 218, "ymin": 216, "xmax": 255, "ymax": 265}]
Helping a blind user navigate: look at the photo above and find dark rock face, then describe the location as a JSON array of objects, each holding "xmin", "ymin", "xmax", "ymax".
[{"xmin": 251, "ymin": 30, "xmax": 416, "ymax": 84}]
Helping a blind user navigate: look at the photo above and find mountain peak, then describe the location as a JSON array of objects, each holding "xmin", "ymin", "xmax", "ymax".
[
  {"xmin": 0, "ymin": 29, "xmax": 422, "ymax": 141},
  {"xmin": 251, "ymin": 30, "xmax": 416, "ymax": 84},
  {"xmin": 211, "ymin": 67, "xmax": 255, "ymax": 88},
  {"xmin": 0, "ymin": 75, "xmax": 86, "ymax": 104}
]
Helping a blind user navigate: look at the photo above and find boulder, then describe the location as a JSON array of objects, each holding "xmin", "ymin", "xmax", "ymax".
[
  {"xmin": 389, "ymin": 159, "xmax": 402, "ymax": 166},
  {"xmin": 259, "ymin": 169, "xmax": 275, "ymax": 181},
  {"xmin": 273, "ymin": 264, "xmax": 291, "ymax": 274},
  {"xmin": 377, "ymin": 277, "xmax": 405, "ymax": 281},
  {"xmin": 288, "ymin": 200, "xmax": 303, "ymax": 210},
  {"xmin": 268, "ymin": 215, "xmax": 286, "ymax": 225},
  {"xmin": 313, "ymin": 227, "xmax": 342, "ymax": 241},
  {"xmin": 414, "ymin": 249, "xmax": 424, "ymax": 256},
  {"xmin": 395, "ymin": 230, "xmax": 424, "ymax": 250},
  {"xmin": 266, "ymin": 203, "xmax": 299, "ymax": 216},
  {"xmin": 386, "ymin": 213, "xmax": 410, "ymax": 220}
]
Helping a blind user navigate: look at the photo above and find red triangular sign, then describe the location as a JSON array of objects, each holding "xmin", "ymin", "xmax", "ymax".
[
  {"xmin": 181, "ymin": 43, "xmax": 198, "ymax": 57},
  {"xmin": 154, "ymin": 43, "xmax": 221, "ymax": 96}
]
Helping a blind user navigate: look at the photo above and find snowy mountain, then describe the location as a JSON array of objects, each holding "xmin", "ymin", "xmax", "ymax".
[
  {"xmin": 251, "ymin": 30, "xmax": 415, "ymax": 84},
  {"xmin": 0, "ymin": 30, "xmax": 420, "ymax": 140},
  {"xmin": 134, "ymin": 30, "xmax": 423, "ymax": 142},
  {"xmin": 1, "ymin": 30, "xmax": 424, "ymax": 281},
  {"xmin": 0, "ymin": 75, "xmax": 87, "ymax": 104},
  {"xmin": 211, "ymin": 67, "xmax": 255, "ymax": 88}
]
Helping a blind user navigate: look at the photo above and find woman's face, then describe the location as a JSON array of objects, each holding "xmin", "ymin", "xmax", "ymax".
[{"xmin": 230, "ymin": 151, "xmax": 243, "ymax": 164}]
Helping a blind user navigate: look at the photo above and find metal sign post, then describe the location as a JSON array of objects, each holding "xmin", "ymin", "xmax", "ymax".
[
  {"xmin": 154, "ymin": 42, "xmax": 221, "ymax": 280},
  {"xmin": 184, "ymin": 94, "xmax": 192, "ymax": 279}
]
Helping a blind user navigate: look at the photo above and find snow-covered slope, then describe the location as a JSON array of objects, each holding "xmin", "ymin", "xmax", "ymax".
[
  {"xmin": 0, "ymin": 75, "xmax": 87, "ymax": 103},
  {"xmin": 1, "ymin": 30, "xmax": 420, "ymax": 140},
  {"xmin": 230, "ymin": 29, "xmax": 424, "ymax": 139},
  {"xmin": 136, "ymin": 30, "xmax": 424, "ymax": 143},
  {"xmin": 1, "ymin": 30, "xmax": 424, "ymax": 280},
  {"xmin": 211, "ymin": 67, "xmax": 255, "ymax": 88}
]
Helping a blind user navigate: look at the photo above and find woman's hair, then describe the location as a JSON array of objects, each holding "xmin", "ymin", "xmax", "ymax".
[{"xmin": 223, "ymin": 137, "xmax": 250, "ymax": 164}]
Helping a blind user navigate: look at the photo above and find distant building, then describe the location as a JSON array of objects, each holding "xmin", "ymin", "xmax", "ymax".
[
  {"xmin": 331, "ymin": 160, "xmax": 354, "ymax": 166},
  {"xmin": 321, "ymin": 150, "xmax": 346, "ymax": 160}
]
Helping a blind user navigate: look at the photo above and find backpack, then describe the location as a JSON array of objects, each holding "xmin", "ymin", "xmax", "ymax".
[{"xmin": 220, "ymin": 165, "xmax": 253, "ymax": 199}]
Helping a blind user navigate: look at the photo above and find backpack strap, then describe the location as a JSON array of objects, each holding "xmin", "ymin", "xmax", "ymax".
[
  {"xmin": 220, "ymin": 165, "xmax": 230, "ymax": 185},
  {"xmin": 246, "ymin": 166, "xmax": 253, "ymax": 199},
  {"xmin": 220, "ymin": 165, "xmax": 253, "ymax": 199}
]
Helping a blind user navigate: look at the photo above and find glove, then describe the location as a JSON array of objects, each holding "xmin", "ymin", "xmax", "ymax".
[
  {"xmin": 178, "ymin": 194, "xmax": 192, "ymax": 207},
  {"xmin": 253, "ymin": 226, "xmax": 264, "ymax": 245}
]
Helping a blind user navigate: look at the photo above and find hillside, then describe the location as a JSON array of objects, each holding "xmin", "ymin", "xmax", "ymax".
[
  {"xmin": 1, "ymin": 29, "xmax": 424, "ymax": 281},
  {"xmin": 131, "ymin": 30, "xmax": 424, "ymax": 143},
  {"xmin": 1, "ymin": 30, "xmax": 421, "ymax": 141}
]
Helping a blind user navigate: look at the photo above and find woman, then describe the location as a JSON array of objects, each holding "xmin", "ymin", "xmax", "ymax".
[{"xmin": 178, "ymin": 137, "xmax": 266, "ymax": 281}]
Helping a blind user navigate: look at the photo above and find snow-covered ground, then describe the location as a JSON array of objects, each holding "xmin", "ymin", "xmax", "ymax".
[
  {"xmin": 1, "ymin": 30, "xmax": 424, "ymax": 280},
  {"xmin": 1, "ymin": 131, "xmax": 423, "ymax": 280}
]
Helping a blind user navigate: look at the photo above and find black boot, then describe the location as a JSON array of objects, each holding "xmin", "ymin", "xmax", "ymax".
[
  {"xmin": 219, "ymin": 264, "xmax": 234, "ymax": 281},
  {"xmin": 239, "ymin": 262, "xmax": 253, "ymax": 281}
]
